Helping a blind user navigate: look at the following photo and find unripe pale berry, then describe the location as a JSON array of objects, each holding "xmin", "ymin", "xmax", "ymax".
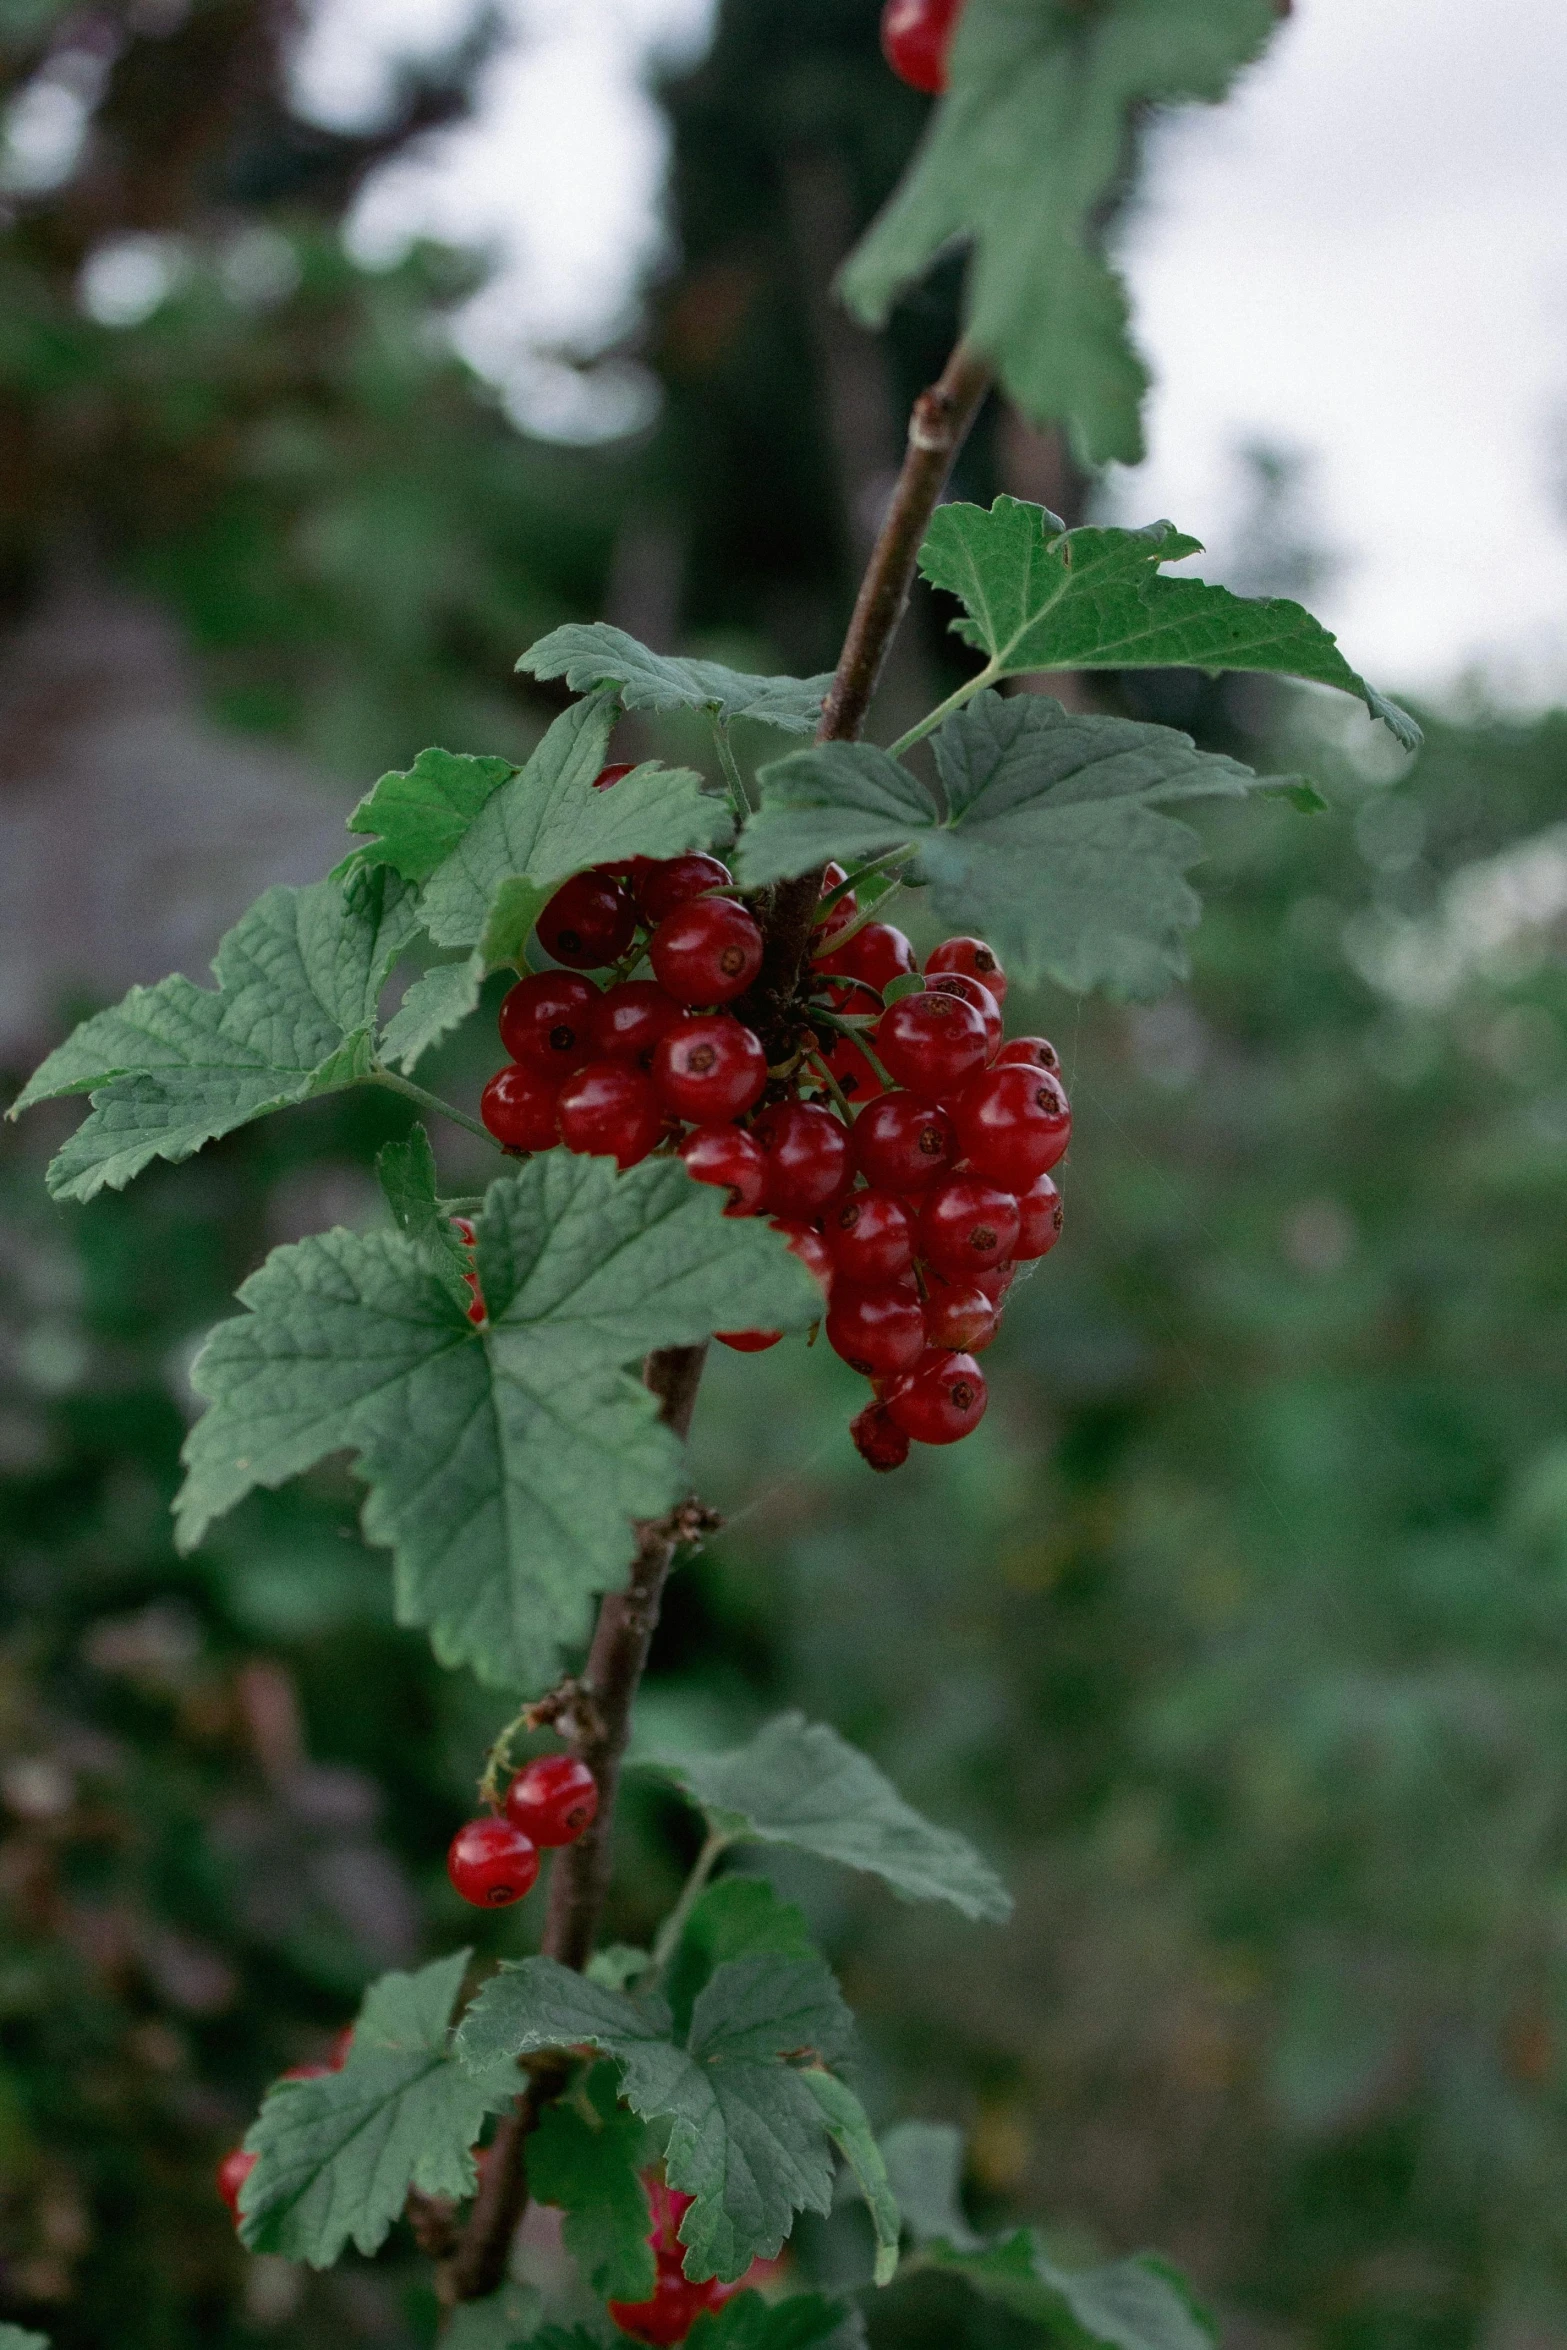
[
  {"xmin": 650, "ymin": 898, "xmax": 764, "ymax": 1006},
  {"xmin": 537, "ymin": 871, "xmax": 636, "ymax": 968},
  {"xmin": 926, "ymin": 934, "xmax": 1006, "ymax": 1003},
  {"xmin": 499, "ymin": 971, "xmax": 601, "ymax": 1075},
  {"xmin": 505, "ymin": 1754, "xmax": 598, "ymax": 1846},
  {"xmin": 556, "ymin": 1061, "xmax": 663, "ymax": 1168},
  {"xmin": 447, "ymin": 1815, "xmax": 539, "ymax": 1906}
]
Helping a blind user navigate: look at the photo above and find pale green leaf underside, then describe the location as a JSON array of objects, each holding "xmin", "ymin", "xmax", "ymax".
[
  {"xmin": 521, "ymin": 622, "xmax": 830, "ymax": 735},
  {"xmin": 920, "ymin": 501, "xmax": 1419, "ymax": 749},
  {"xmin": 239, "ymin": 1951, "xmax": 518, "ymax": 2265},
  {"xmin": 839, "ymin": 0, "xmax": 1279, "ymax": 465},
  {"xmin": 926, "ymin": 2234, "xmax": 1215, "ymax": 2350},
  {"xmin": 739, "ymin": 692, "xmax": 1260, "ymax": 1000},
  {"xmin": 456, "ymin": 1953, "xmax": 854, "ymax": 2284},
  {"xmin": 12, "ymin": 868, "xmax": 417, "ymax": 1201},
  {"xmin": 380, "ymin": 952, "xmax": 485, "ymax": 1073},
  {"xmin": 349, "ymin": 747, "xmax": 518, "ymax": 880},
  {"xmin": 174, "ymin": 1155, "xmax": 821, "ymax": 1688},
  {"xmin": 647, "ymin": 1712, "xmax": 1011, "ymax": 1924},
  {"xmin": 801, "ymin": 2070, "xmax": 900, "ymax": 2286}
]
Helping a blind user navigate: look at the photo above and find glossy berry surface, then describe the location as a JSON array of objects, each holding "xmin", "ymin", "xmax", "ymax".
[
  {"xmin": 556, "ymin": 1062, "xmax": 663, "ymax": 1168},
  {"xmin": 952, "ymin": 1063, "xmax": 1071, "ymax": 1187},
  {"xmin": 817, "ymin": 920, "xmax": 917, "ymax": 993},
  {"xmin": 814, "ymin": 863, "xmax": 859, "ymax": 948},
  {"xmin": 481, "ymin": 1063, "xmax": 561, "ymax": 1154},
  {"xmin": 654, "ymin": 1015, "xmax": 767, "ymax": 1122},
  {"xmin": 825, "ymin": 1280, "xmax": 926, "ymax": 1377},
  {"xmin": 925, "ymin": 969, "xmax": 1002, "ymax": 1060},
  {"xmin": 880, "ymin": 0, "xmax": 964, "ymax": 93},
  {"xmin": 650, "ymin": 898, "xmax": 764, "ymax": 1005},
  {"xmin": 826, "ymin": 1189, "xmax": 915, "ymax": 1285},
  {"xmin": 1013, "ymin": 1170, "xmax": 1064, "ymax": 1260},
  {"xmin": 609, "ymin": 2269, "xmax": 726, "ymax": 2346},
  {"xmin": 995, "ymin": 1033, "xmax": 1060, "ymax": 1075},
  {"xmin": 926, "ymin": 934, "xmax": 1007, "ymax": 1003},
  {"xmin": 679, "ymin": 1124, "xmax": 767, "ymax": 1215},
  {"xmin": 850, "ymin": 1401, "xmax": 911, "ymax": 1473},
  {"xmin": 917, "ymin": 1175, "xmax": 1020, "ymax": 1279},
  {"xmin": 922, "ymin": 1278, "xmax": 998, "ymax": 1352},
  {"xmin": 593, "ymin": 761, "xmax": 636, "ymax": 790},
  {"xmin": 636, "ymin": 853, "xmax": 732, "ymax": 924},
  {"xmin": 874, "ymin": 989, "xmax": 989, "ymax": 1098},
  {"xmin": 852, "ymin": 1094, "xmax": 956, "ymax": 1190},
  {"xmin": 886, "ymin": 1348, "xmax": 988, "ymax": 1444},
  {"xmin": 716, "ymin": 1327, "xmax": 783, "ymax": 1352},
  {"xmin": 820, "ymin": 1025, "xmax": 884, "ymax": 1104},
  {"xmin": 498, "ymin": 971, "xmax": 600, "ymax": 1074},
  {"xmin": 589, "ymin": 980, "xmax": 682, "ymax": 1068},
  {"xmin": 504, "ymin": 1754, "xmax": 598, "ymax": 1847},
  {"xmin": 771, "ymin": 1218, "xmax": 834, "ymax": 1297},
  {"xmin": 752, "ymin": 1101, "xmax": 851, "ymax": 1215},
  {"xmin": 447, "ymin": 1815, "xmax": 539, "ymax": 1907},
  {"xmin": 217, "ymin": 2146, "xmax": 256, "ymax": 2218},
  {"xmin": 537, "ymin": 871, "xmax": 636, "ymax": 968}
]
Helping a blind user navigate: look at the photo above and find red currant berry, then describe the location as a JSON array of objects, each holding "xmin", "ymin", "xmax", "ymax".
[
  {"xmin": 873, "ymin": 990, "xmax": 989, "ymax": 1098},
  {"xmin": 465, "ymin": 1273, "xmax": 486, "ymax": 1327},
  {"xmin": 975, "ymin": 1262, "xmax": 1015, "ymax": 1305},
  {"xmin": 217, "ymin": 2147, "xmax": 256, "ymax": 2218},
  {"xmin": 593, "ymin": 762, "xmax": 636, "ymax": 790},
  {"xmin": 646, "ymin": 2179, "xmax": 696, "ymax": 2258},
  {"xmin": 916, "ymin": 1175, "xmax": 1020, "ymax": 1280},
  {"xmin": 650, "ymin": 898, "xmax": 764, "ymax": 1006},
  {"xmin": 447, "ymin": 1815, "xmax": 540, "ymax": 1907},
  {"xmin": 498, "ymin": 971, "xmax": 601, "ymax": 1075},
  {"xmin": 994, "ymin": 1034, "xmax": 1061, "ymax": 1076},
  {"xmin": 926, "ymin": 934, "xmax": 1006, "ymax": 1004},
  {"xmin": 851, "ymin": 1095, "xmax": 957, "ymax": 1190},
  {"xmin": 925, "ymin": 970, "xmax": 1002, "ymax": 1060},
  {"xmin": 1014, "ymin": 1170, "xmax": 1064, "ymax": 1260},
  {"xmin": 885, "ymin": 1347, "xmax": 988, "ymax": 1444},
  {"xmin": 770, "ymin": 1218, "xmax": 834, "ymax": 1298},
  {"xmin": 636, "ymin": 853, "xmax": 733, "ymax": 925},
  {"xmin": 951, "ymin": 1063, "xmax": 1071, "ymax": 1187},
  {"xmin": 679, "ymin": 1124, "xmax": 766, "ymax": 1215},
  {"xmin": 537, "ymin": 871, "xmax": 636, "ymax": 969},
  {"xmin": 752, "ymin": 1101, "xmax": 852, "ymax": 1215},
  {"xmin": 818, "ymin": 921, "xmax": 917, "ymax": 994},
  {"xmin": 481, "ymin": 1063, "xmax": 561, "ymax": 1153},
  {"xmin": 505, "ymin": 1754, "xmax": 599, "ymax": 1846},
  {"xmin": 654, "ymin": 1014, "xmax": 767, "ymax": 1122},
  {"xmin": 850, "ymin": 1401, "xmax": 911, "ymax": 1473},
  {"xmin": 922, "ymin": 1278, "xmax": 998, "ymax": 1352},
  {"xmin": 609, "ymin": 2269, "xmax": 724, "ymax": 2346},
  {"xmin": 825, "ymin": 1280, "xmax": 926, "ymax": 1377},
  {"xmin": 590, "ymin": 981, "xmax": 683, "ymax": 1068},
  {"xmin": 880, "ymin": 0, "xmax": 963, "ymax": 92},
  {"xmin": 452, "ymin": 1216, "xmax": 477, "ymax": 1246},
  {"xmin": 821, "ymin": 1032, "xmax": 885, "ymax": 1105},
  {"xmin": 814, "ymin": 863, "xmax": 859, "ymax": 948},
  {"xmin": 716, "ymin": 1328, "xmax": 783, "ymax": 1352},
  {"xmin": 826, "ymin": 1189, "xmax": 915, "ymax": 1285},
  {"xmin": 556, "ymin": 1062, "xmax": 664, "ymax": 1168},
  {"xmin": 279, "ymin": 2061, "xmax": 332, "ymax": 2082},
  {"xmin": 326, "ymin": 2025, "xmax": 354, "ymax": 2069}
]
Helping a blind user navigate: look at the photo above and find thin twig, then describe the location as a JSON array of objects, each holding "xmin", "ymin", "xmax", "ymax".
[{"xmin": 372, "ymin": 1068, "xmax": 496, "ymax": 1148}]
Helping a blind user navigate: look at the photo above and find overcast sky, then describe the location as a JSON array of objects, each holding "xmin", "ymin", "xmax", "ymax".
[{"xmin": 294, "ymin": 0, "xmax": 1567, "ymax": 707}]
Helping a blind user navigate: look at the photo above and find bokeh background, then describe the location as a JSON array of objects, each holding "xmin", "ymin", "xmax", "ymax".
[{"xmin": 2, "ymin": 4, "xmax": 1566, "ymax": 2348}]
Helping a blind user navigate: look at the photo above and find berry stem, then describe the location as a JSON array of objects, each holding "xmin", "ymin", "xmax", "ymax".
[
  {"xmin": 709, "ymin": 712, "xmax": 756, "ymax": 819},
  {"xmin": 647, "ymin": 1827, "xmax": 733, "ymax": 1972},
  {"xmin": 886, "ymin": 653, "xmax": 1005, "ymax": 760},
  {"xmin": 803, "ymin": 1049, "xmax": 857, "ymax": 1123},
  {"xmin": 370, "ymin": 1068, "xmax": 498, "ymax": 1148},
  {"xmin": 813, "ymin": 873, "xmax": 910, "ymax": 956}
]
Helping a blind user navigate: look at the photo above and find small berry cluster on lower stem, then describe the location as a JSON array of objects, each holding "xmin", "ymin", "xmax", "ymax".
[
  {"xmin": 215, "ymin": 2022, "xmax": 356, "ymax": 2219},
  {"xmin": 447, "ymin": 1751, "xmax": 599, "ymax": 1908},
  {"xmin": 609, "ymin": 2178, "xmax": 776, "ymax": 2345}
]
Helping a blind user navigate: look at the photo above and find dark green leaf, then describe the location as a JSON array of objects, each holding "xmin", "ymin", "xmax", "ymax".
[
  {"xmin": 839, "ymin": 0, "xmax": 1278, "ymax": 464},
  {"xmin": 687, "ymin": 2291, "xmax": 859, "ymax": 2350},
  {"xmin": 377, "ymin": 1124, "xmax": 471, "ymax": 1303},
  {"xmin": 801, "ymin": 2071, "xmax": 899, "ymax": 2286},
  {"xmin": 927, "ymin": 2233, "xmax": 1215, "ymax": 2350},
  {"xmin": 175, "ymin": 1156, "xmax": 821, "ymax": 1687},
  {"xmin": 10, "ymin": 868, "xmax": 417, "ymax": 1201},
  {"xmin": 379, "ymin": 953, "xmax": 485, "ymax": 1074},
  {"xmin": 238, "ymin": 1951, "xmax": 517, "ymax": 2265},
  {"xmin": 441, "ymin": 2284, "xmax": 543, "ymax": 2350},
  {"xmin": 918, "ymin": 500, "xmax": 1418, "ymax": 748},
  {"xmin": 0, "ymin": 2328, "xmax": 51, "ymax": 2349},
  {"xmin": 878, "ymin": 2120, "xmax": 978, "ymax": 2250},
  {"xmin": 348, "ymin": 747, "xmax": 518, "ymax": 880},
  {"xmin": 647, "ymin": 1713, "xmax": 1011, "ymax": 1922},
  {"xmin": 529, "ymin": 2069, "xmax": 656, "ymax": 2301},
  {"xmin": 520, "ymin": 624, "xmax": 830, "ymax": 736},
  {"xmin": 665, "ymin": 1878, "xmax": 815, "ymax": 2041}
]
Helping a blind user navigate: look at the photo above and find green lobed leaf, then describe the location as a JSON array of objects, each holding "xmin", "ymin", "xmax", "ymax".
[
  {"xmin": 918, "ymin": 500, "xmax": 1419, "ymax": 748},
  {"xmin": 740, "ymin": 691, "xmax": 1266, "ymax": 999},
  {"xmin": 665, "ymin": 1877, "xmax": 815, "ymax": 2042},
  {"xmin": 348, "ymin": 746, "xmax": 518, "ymax": 880},
  {"xmin": 925, "ymin": 2234, "xmax": 1216, "ymax": 2350},
  {"xmin": 801, "ymin": 2070, "xmax": 900, "ymax": 2287},
  {"xmin": 173, "ymin": 1155, "xmax": 822, "ymax": 1688},
  {"xmin": 442, "ymin": 2284, "xmax": 544, "ymax": 2350},
  {"xmin": 839, "ymin": 0, "xmax": 1278, "ymax": 464},
  {"xmin": 455, "ymin": 1953, "xmax": 855, "ymax": 2284},
  {"xmin": 878, "ymin": 2120, "xmax": 979, "ymax": 2250},
  {"xmin": 687, "ymin": 2292, "xmax": 861, "ymax": 2350},
  {"xmin": 10, "ymin": 867, "xmax": 418, "ymax": 1201},
  {"xmin": 529, "ymin": 2065, "xmax": 656, "ymax": 2301},
  {"xmin": 646, "ymin": 1712, "xmax": 1011, "ymax": 1923},
  {"xmin": 376, "ymin": 1124, "xmax": 471, "ymax": 1304},
  {"xmin": 238, "ymin": 1950, "xmax": 518, "ymax": 2265},
  {"xmin": 379, "ymin": 952, "xmax": 485, "ymax": 1074},
  {"xmin": 520, "ymin": 623, "xmax": 831, "ymax": 736},
  {"xmin": 419, "ymin": 691, "xmax": 724, "ymax": 953}
]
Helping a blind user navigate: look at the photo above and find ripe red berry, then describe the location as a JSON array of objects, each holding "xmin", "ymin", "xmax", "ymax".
[
  {"xmin": 850, "ymin": 1401, "xmax": 911, "ymax": 1473},
  {"xmin": 505, "ymin": 1754, "xmax": 599, "ymax": 1847},
  {"xmin": 646, "ymin": 2179, "xmax": 696, "ymax": 2257},
  {"xmin": 1014, "ymin": 1170, "xmax": 1064, "ymax": 1260},
  {"xmin": 825, "ymin": 1280, "xmax": 926, "ymax": 1377},
  {"xmin": 922, "ymin": 1278, "xmax": 998, "ymax": 1352},
  {"xmin": 752, "ymin": 1101, "xmax": 851, "ymax": 1216},
  {"xmin": 873, "ymin": 990, "xmax": 989, "ymax": 1098},
  {"xmin": 820, "ymin": 1028, "xmax": 884, "ymax": 1105},
  {"xmin": 880, "ymin": 0, "xmax": 964, "ymax": 93},
  {"xmin": 679, "ymin": 1124, "xmax": 766, "ymax": 1215},
  {"xmin": 826, "ymin": 1189, "xmax": 915, "ymax": 1285},
  {"xmin": 217, "ymin": 2146, "xmax": 256, "ymax": 2219},
  {"xmin": 481, "ymin": 1063, "xmax": 561, "ymax": 1153},
  {"xmin": 594, "ymin": 762, "xmax": 636, "ymax": 790},
  {"xmin": 279, "ymin": 2061, "xmax": 332, "ymax": 2082},
  {"xmin": 609, "ymin": 2269, "xmax": 725, "ymax": 2346},
  {"xmin": 951, "ymin": 1063, "xmax": 1071, "ymax": 1188},
  {"xmin": 556, "ymin": 1061, "xmax": 664, "ymax": 1168},
  {"xmin": 925, "ymin": 970, "xmax": 1002, "ymax": 1060},
  {"xmin": 499, "ymin": 971, "xmax": 601, "ymax": 1075},
  {"xmin": 451, "ymin": 1216, "xmax": 476, "ymax": 1247},
  {"xmin": 654, "ymin": 1014, "xmax": 767, "ymax": 1122},
  {"xmin": 817, "ymin": 921, "xmax": 917, "ymax": 993},
  {"xmin": 716, "ymin": 1328, "xmax": 783, "ymax": 1352},
  {"xmin": 636, "ymin": 853, "xmax": 733, "ymax": 925},
  {"xmin": 916, "ymin": 1175, "xmax": 1020, "ymax": 1280},
  {"xmin": 814, "ymin": 862, "xmax": 859, "ymax": 948},
  {"xmin": 447, "ymin": 1815, "xmax": 540, "ymax": 1907},
  {"xmin": 885, "ymin": 1348, "xmax": 988, "ymax": 1444},
  {"xmin": 590, "ymin": 980, "xmax": 683, "ymax": 1068},
  {"xmin": 995, "ymin": 1034, "xmax": 1061, "ymax": 1076},
  {"xmin": 976, "ymin": 1262, "xmax": 1015, "ymax": 1306},
  {"xmin": 770, "ymin": 1218, "xmax": 834, "ymax": 1297},
  {"xmin": 465, "ymin": 1272, "xmax": 486, "ymax": 1327},
  {"xmin": 926, "ymin": 934, "xmax": 1006, "ymax": 1003},
  {"xmin": 852, "ymin": 1095, "xmax": 957, "ymax": 1191},
  {"xmin": 326, "ymin": 2025, "xmax": 354, "ymax": 2069},
  {"xmin": 650, "ymin": 898, "xmax": 764, "ymax": 1006},
  {"xmin": 537, "ymin": 871, "xmax": 637, "ymax": 969}
]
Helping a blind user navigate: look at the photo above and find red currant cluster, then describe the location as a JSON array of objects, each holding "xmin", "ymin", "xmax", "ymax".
[
  {"xmin": 608, "ymin": 2179, "xmax": 767, "ymax": 2346},
  {"xmin": 880, "ymin": 0, "xmax": 965, "ymax": 95},
  {"xmin": 215, "ymin": 2023, "xmax": 355, "ymax": 2220},
  {"xmin": 446, "ymin": 1753, "xmax": 599, "ymax": 1909}
]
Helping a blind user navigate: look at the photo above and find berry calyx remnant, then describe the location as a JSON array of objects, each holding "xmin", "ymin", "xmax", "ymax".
[
  {"xmin": 926, "ymin": 933, "xmax": 1006, "ymax": 1002},
  {"xmin": 654, "ymin": 1015, "xmax": 767, "ymax": 1123},
  {"xmin": 504, "ymin": 1754, "xmax": 598, "ymax": 1846},
  {"xmin": 850, "ymin": 1401, "xmax": 912, "ymax": 1472},
  {"xmin": 447, "ymin": 1815, "xmax": 540, "ymax": 1907}
]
